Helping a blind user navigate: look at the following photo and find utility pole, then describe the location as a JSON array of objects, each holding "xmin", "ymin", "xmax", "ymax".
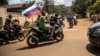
[{"xmin": 45, "ymin": 0, "xmax": 49, "ymax": 13}]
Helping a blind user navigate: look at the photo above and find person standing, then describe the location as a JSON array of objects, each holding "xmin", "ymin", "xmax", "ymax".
[
  {"xmin": 59, "ymin": 15, "xmax": 65, "ymax": 27},
  {"xmin": 92, "ymin": 14, "xmax": 98, "ymax": 23},
  {"xmin": 73, "ymin": 15, "xmax": 78, "ymax": 25}
]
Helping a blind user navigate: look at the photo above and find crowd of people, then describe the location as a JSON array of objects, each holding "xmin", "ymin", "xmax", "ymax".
[
  {"xmin": 35, "ymin": 12, "xmax": 64, "ymax": 37},
  {"xmin": 4, "ymin": 14, "xmax": 20, "ymax": 40},
  {"xmin": 36, "ymin": 12, "xmax": 79, "ymax": 37},
  {"xmin": 66, "ymin": 14, "xmax": 78, "ymax": 28},
  {"xmin": 4, "ymin": 12, "xmax": 79, "ymax": 39}
]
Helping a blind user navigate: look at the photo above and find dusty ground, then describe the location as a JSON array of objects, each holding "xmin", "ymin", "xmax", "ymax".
[{"xmin": 0, "ymin": 18, "xmax": 100, "ymax": 56}]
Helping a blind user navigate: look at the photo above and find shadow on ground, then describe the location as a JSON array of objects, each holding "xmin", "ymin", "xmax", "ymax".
[
  {"xmin": 16, "ymin": 41, "xmax": 59, "ymax": 50},
  {"xmin": 86, "ymin": 44, "xmax": 100, "ymax": 56},
  {"xmin": 0, "ymin": 41, "xmax": 19, "ymax": 46},
  {"xmin": 67, "ymin": 27, "xmax": 73, "ymax": 29}
]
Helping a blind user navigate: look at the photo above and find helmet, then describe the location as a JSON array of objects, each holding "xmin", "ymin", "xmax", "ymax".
[
  {"xmin": 41, "ymin": 11, "xmax": 45, "ymax": 16},
  {"xmin": 55, "ymin": 13, "xmax": 58, "ymax": 16},
  {"xmin": 8, "ymin": 14, "xmax": 12, "ymax": 18}
]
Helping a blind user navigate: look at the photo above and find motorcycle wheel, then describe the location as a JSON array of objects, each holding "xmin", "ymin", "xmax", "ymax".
[
  {"xmin": 69, "ymin": 22, "xmax": 73, "ymax": 28},
  {"xmin": 55, "ymin": 32, "xmax": 64, "ymax": 42},
  {"xmin": 0, "ymin": 38, "xmax": 3, "ymax": 45},
  {"xmin": 27, "ymin": 35, "xmax": 38, "ymax": 47},
  {"xmin": 0, "ymin": 41, "xmax": 3, "ymax": 46},
  {"xmin": 17, "ymin": 33, "xmax": 25, "ymax": 41}
]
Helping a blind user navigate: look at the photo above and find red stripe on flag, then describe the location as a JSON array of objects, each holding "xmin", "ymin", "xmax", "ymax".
[{"xmin": 27, "ymin": 10, "xmax": 41, "ymax": 18}]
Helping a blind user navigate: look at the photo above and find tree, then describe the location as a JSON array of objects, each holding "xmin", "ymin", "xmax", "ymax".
[
  {"xmin": 53, "ymin": 5, "xmax": 72, "ymax": 15},
  {"xmin": 72, "ymin": 0, "xmax": 92, "ymax": 17},
  {"xmin": 0, "ymin": 0, "xmax": 8, "ymax": 5},
  {"xmin": 91, "ymin": 0, "xmax": 96, "ymax": 5},
  {"xmin": 88, "ymin": 0, "xmax": 100, "ymax": 14},
  {"xmin": 24, "ymin": 0, "xmax": 35, "ymax": 9},
  {"xmin": 42, "ymin": 0, "xmax": 54, "ymax": 13},
  {"xmin": 36, "ymin": 1, "xmax": 43, "ymax": 6}
]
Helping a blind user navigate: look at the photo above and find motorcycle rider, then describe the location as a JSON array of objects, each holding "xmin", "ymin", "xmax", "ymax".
[
  {"xmin": 38, "ymin": 11, "xmax": 55, "ymax": 38},
  {"xmin": 66, "ymin": 14, "xmax": 74, "ymax": 28},
  {"xmin": 4, "ymin": 14, "xmax": 13, "ymax": 40},
  {"xmin": 12, "ymin": 19, "xmax": 21, "ymax": 37},
  {"xmin": 51, "ymin": 13, "xmax": 61, "ymax": 27},
  {"xmin": 50, "ymin": 13, "xmax": 64, "ymax": 34}
]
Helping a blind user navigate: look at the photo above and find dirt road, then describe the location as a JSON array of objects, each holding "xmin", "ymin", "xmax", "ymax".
[{"xmin": 0, "ymin": 19, "xmax": 100, "ymax": 56}]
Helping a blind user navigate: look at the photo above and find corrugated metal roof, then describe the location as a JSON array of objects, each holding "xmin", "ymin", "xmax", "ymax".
[{"xmin": 7, "ymin": 4, "xmax": 24, "ymax": 9}]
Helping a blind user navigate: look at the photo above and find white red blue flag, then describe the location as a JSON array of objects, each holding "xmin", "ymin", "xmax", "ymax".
[{"xmin": 22, "ymin": 5, "xmax": 42, "ymax": 18}]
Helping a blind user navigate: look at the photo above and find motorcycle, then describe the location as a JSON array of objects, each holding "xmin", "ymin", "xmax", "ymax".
[
  {"xmin": 69, "ymin": 21, "xmax": 73, "ymax": 28},
  {"xmin": 26, "ymin": 23, "xmax": 64, "ymax": 47},
  {"xmin": 0, "ymin": 24, "xmax": 26, "ymax": 45}
]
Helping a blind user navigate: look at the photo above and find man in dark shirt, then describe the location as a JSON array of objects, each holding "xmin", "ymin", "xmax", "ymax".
[
  {"xmin": 53, "ymin": 13, "xmax": 61, "ymax": 26},
  {"xmin": 4, "ymin": 15, "xmax": 12, "ymax": 30},
  {"xmin": 66, "ymin": 14, "xmax": 74, "ymax": 28},
  {"xmin": 4, "ymin": 15, "xmax": 13, "ymax": 39}
]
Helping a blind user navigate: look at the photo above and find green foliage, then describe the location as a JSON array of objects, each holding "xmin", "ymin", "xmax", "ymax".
[
  {"xmin": 72, "ymin": 0, "xmax": 92, "ymax": 17},
  {"xmin": 42, "ymin": 0, "xmax": 54, "ymax": 13},
  {"xmin": 41, "ymin": 0, "xmax": 73, "ymax": 15},
  {"xmin": 0, "ymin": 0, "xmax": 8, "ymax": 5},
  {"xmin": 24, "ymin": 1, "xmax": 35, "ymax": 9},
  {"xmin": 88, "ymin": 6, "xmax": 95, "ymax": 14},
  {"xmin": 54, "ymin": 5, "xmax": 72, "ymax": 15},
  {"xmin": 88, "ymin": 0, "xmax": 100, "ymax": 14},
  {"xmin": 92, "ymin": 0, "xmax": 100, "ymax": 13},
  {"xmin": 91, "ymin": 0, "xmax": 96, "ymax": 5},
  {"xmin": 37, "ymin": 0, "xmax": 72, "ymax": 15}
]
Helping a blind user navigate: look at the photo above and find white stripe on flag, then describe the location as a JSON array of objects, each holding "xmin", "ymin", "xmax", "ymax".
[{"xmin": 22, "ymin": 5, "xmax": 37, "ymax": 15}]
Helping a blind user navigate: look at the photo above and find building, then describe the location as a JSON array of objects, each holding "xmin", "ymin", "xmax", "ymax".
[
  {"xmin": 0, "ymin": 7, "xmax": 7, "ymax": 27},
  {"xmin": 0, "ymin": 4, "xmax": 38, "ymax": 28}
]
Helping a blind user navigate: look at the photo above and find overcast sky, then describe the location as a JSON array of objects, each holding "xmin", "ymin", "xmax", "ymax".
[
  {"xmin": 8, "ymin": 0, "xmax": 73, "ymax": 6},
  {"xmin": 54, "ymin": 0, "xmax": 73, "ymax": 6}
]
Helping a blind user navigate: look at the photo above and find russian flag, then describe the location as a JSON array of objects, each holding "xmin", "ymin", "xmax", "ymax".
[{"xmin": 22, "ymin": 5, "xmax": 42, "ymax": 18}]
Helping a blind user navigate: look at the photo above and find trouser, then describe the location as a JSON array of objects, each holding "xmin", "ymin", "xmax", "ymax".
[
  {"xmin": 74, "ymin": 19, "xmax": 78, "ymax": 25},
  {"xmin": 69, "ymin": 21, "xmax": 73, "ymax": 28},
  {"xmin": 44, "ymin": 26, "xmax": 55, "ymax": 36},
  {"xmin": 93, "ymin": 18, "xmax": 98, "ymax": 23},
  {"xmin": 4, "ymin": 25, "xmax": 14, "ymax": 39}
]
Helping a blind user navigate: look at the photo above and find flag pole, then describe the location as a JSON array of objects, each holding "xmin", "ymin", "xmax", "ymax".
[{"xmin": 32, "ymin": 16, "xmax": 34, "ymax": 26}]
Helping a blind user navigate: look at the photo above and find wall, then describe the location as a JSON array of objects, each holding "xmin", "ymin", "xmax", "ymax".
[
  {"xmin": 0, "ymin": 7, "xmax": 38, "ymax": 27},
  {"xmin": 0, "ymin": 8, "xmax": 7, "ymax": 26},
  {"xmin": 8, "ymin": 12, "xmax": 38, "ymax": 26}
]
